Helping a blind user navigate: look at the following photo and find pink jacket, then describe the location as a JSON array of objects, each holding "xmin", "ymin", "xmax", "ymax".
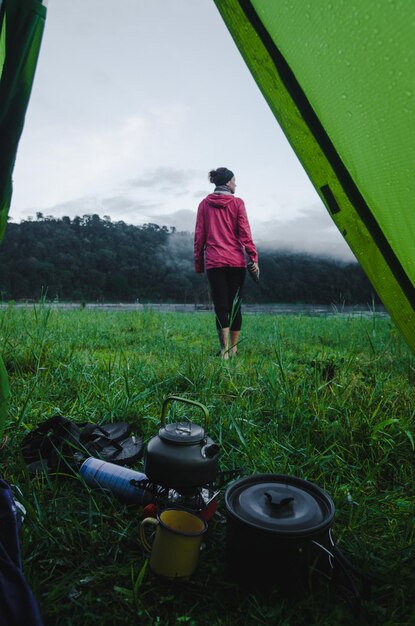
[{"xmin": 194, "ymin": 193, "xmax": 258, "ymax": 273}]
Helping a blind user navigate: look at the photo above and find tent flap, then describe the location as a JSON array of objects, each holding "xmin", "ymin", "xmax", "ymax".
[
  {"xmin": 214, "ymin": 0, "xmax": 415, "ymax": 354},
  {"xmin": 0, "ymin": 0, "xmax": 46, "ymax": 439},
  {"xmin": 0, "ymin": 0, "xmax": 46, "ymax": 241}
]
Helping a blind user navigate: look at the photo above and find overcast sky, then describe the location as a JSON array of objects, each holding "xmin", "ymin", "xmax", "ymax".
[{"xmin": 11, "ymin": 0, "xmax": 354, "ymax": 260}]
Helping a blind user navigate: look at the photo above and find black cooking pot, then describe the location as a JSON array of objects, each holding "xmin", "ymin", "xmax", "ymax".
[{"xmin": 224, "ymin": 474, "xmax": 336, "ymax": 593}]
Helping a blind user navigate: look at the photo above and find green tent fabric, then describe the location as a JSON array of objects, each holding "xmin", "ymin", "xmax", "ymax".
[
  {"xmin": 214, "ymin": 0, "xmax": 415, "ymax": 354},
  {"xmin": 0, "ymin": 0, "xmax": 46, "ymax": 439},
  {"xmin": 0, "ymin": 0, "xmax": 46, "ymax": 240}
]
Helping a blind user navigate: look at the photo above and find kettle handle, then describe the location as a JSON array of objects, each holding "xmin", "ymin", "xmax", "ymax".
[{"xmin": 161, "ymin": 396, "xmax": 210, "ymax": 432}]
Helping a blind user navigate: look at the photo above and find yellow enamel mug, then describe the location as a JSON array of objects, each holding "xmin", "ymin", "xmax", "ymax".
[{"xmin": 140, "ymin": 508, "xmax": 207, "ymax": 578}]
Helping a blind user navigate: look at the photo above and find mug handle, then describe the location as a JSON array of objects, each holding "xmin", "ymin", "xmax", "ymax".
[{"xmin": 140, "ymin": 517, "xmax": 158, "ymax": 554}]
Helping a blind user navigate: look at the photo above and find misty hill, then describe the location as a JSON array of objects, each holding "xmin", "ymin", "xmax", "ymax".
[{"xmin": 0, "ymin": 214, "xmax": 379, "ymax": 305}]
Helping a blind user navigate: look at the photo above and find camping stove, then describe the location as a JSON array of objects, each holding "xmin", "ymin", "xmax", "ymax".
[{"xmin": 130, "ymin": 469, "xmax": 241, "ymax": 513}]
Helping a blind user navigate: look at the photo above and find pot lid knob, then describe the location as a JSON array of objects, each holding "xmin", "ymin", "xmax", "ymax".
[{"xmin": 264, "ymin": 492, "xmax": 295, "ymax": 511}]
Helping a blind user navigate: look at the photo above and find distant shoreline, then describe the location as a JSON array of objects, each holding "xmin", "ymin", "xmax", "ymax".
[{"xmin": 0, "ymin": 301, "xmax": 388, "ymax": 316}]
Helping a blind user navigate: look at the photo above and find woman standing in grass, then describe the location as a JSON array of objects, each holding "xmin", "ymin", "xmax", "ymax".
[{"xmin": 194, "ymin": 167, "xmax": 259, "ymax": 358}]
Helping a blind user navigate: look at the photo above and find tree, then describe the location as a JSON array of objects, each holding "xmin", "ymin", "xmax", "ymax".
[{"xmin": 0, "ymin": 214, "xmax": 379, "ymax": 304}]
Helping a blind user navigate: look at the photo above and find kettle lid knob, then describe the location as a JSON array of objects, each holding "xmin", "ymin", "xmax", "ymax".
[{"xmin": 159, "ymin": 422, "xmax": 205, "ymax": 445}]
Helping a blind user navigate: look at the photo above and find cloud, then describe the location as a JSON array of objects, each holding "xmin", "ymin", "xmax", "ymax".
[
  {"xmin": 11, "ymin": 104, "xmax": 195, "ymax": 219},
  {"xmin": 149, "ymin": 209, "xmax": 197, "ymax": 232},
  {"xmin": 19, "ymin": 194, "xmax": 161, "ymax": 225},
  {"xmin": 252, "ymin": 204, "xmax": 355, "ymax": 261},
  {"xmin": 11, "ymin": 115, "xmax": 148, "ymax": 214},
  {"xmin": 16, "ymin": 195, "xmax": 354, "ymax": 261},
  {"xmin": 101, "ymin": 196, "xmax": 158, "ymax": 216},
  {"xmin": 127, "ymin": 167, "xmax": 200, "ymax": 192},
  {"xmin": 101, "ymin": 196, "xmax": 138, "ymax": 213},
  {"xmin": 19, "ymin": 196, "xmax": 102, "ymax": 220},
  {"xmin": 192, "ymin": 190, "xmax": 206, "ymax": 199}
]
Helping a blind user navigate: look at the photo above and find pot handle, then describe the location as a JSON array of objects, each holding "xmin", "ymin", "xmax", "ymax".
[
  {"xmin": 311, "ymin": 537, "xmax": 371, "ymax": 614},
  {"xmin": 161, "ymin": 396, "xmax": 210, "ymax": 432}
]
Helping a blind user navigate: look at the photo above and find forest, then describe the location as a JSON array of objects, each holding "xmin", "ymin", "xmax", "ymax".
[{"xmin": 0, "ymin": 213, "xmax": 379, "ymax": 304}]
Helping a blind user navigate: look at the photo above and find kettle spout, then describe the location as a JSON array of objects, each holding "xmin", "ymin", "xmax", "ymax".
[{"xmin": 202, "ymin": 443, "xmax": 220, "ymax": 459}]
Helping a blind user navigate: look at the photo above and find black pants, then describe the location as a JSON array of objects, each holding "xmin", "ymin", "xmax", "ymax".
[{"xmin": 207, "ymin": 267, "xmax": 246, "ymax": 331}]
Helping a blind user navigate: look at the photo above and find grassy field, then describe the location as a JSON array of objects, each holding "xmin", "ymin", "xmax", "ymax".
[{"xmin": 0, "ymin": 305, "xmax": 414, "ymax": 626}]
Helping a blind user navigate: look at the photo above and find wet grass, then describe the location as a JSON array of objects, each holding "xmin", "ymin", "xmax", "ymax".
[{"xmin": 1, "ymin": 304, "xmax": 414, "ymax": 625}]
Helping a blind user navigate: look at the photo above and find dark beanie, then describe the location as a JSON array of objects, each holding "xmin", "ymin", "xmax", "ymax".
[{"xmin": 213, "ymin": 167, "xmax": 234, "ymax": 186}]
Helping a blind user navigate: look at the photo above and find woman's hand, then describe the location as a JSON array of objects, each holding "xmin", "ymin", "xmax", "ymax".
[{"xmin": 247, "ymin": 260, "xmax": 260, "ymax": 282}]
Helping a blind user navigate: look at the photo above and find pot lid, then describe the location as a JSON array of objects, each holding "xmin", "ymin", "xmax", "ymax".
[
  {"xmin": 159, "ymin": 422, "xmax": 205, "ymax": 445},
  {"xmin": 225, "ymin": 474, "xmax": 335, "ymax": 535}
]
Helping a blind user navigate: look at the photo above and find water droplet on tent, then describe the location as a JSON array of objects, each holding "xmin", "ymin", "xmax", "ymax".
[
  {"xmin": 341, "ymin": 93, "xmax": 347, "ymax": 100},
  {"xmin": 347, "ymin": 111, "xmax": 353, "ymax": 118},
  {"xmin": 405, "ymin": 90, "xmax": 413, "ymax": 97}
]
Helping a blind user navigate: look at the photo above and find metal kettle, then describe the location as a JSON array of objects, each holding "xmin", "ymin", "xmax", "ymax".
[{"xmin": 144, "ymin": 396, "xmax": 220, "ymax": 492}]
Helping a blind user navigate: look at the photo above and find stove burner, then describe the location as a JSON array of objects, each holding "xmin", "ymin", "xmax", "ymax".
[{"xmin": 130, "ymin": 469, "xmax": 242, "ymax": 512}]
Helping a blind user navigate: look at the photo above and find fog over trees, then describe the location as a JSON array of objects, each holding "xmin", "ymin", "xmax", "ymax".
[{"xmin": 0, "ymin": 214, "xmax": 379, "ymax": 305}]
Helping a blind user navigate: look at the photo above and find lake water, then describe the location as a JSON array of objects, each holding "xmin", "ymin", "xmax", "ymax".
[{"xmin": 1, "ymin": 302, "xmax": 388, "ymax": 317}]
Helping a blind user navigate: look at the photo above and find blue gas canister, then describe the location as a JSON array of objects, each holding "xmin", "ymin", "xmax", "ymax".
[{"xmin": 80, "ymin": 457, "xmax": 150, "ymax": 505}]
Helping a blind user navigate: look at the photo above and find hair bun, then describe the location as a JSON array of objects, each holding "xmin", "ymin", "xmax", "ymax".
[{"xmin": 208, "ymin": 167, "xmax": 234, "ymax": 186}]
